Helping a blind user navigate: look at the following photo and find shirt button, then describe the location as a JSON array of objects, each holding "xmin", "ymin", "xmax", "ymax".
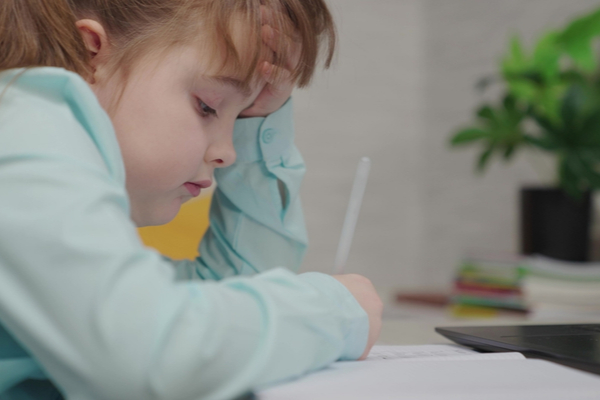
[{"xmin": 262, "ymin": 129, "xmax": 275, "ymax": 144}]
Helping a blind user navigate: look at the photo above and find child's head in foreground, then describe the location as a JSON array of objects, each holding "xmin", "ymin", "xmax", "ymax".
[{"xmin": 0, "ymin": 0, "xmax": 335, "ymax": 226}]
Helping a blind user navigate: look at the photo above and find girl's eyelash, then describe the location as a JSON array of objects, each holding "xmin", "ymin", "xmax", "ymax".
[{"xmin": 197, "ymin": 98, "xmax": 217, "ymax": 118}]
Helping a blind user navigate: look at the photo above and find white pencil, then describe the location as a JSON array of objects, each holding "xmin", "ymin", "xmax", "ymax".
[{"xmin": 333, "ymin": 157, "xmax": 371, "ymax": 274}]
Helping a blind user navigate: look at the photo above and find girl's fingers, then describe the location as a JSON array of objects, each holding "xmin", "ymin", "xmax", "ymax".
[
  {"xmin": 259, "ymin": 35, "xmax": 277, "ymax": 66},
  {"xmin": 261, "ymin": 24, "xmax": 302, "ymax": 71},
  {"xmin": 262, "ymin": 62, "xmax": 294, "ymax": 99},
  {"xmin": 259, "ymin": 5, "xmax": 301, "ymax": 70},
  {"xmin": 261, "ymin": 61, "xmax": 273, "ymax": 78},
  {"xmin": 239, "ymin": 62, "xmax": 294, "ymax": 118}
]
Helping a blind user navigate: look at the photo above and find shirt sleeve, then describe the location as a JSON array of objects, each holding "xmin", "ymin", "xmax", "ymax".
[
  {"xmin": 169, "ymin": 98, "xmax": 309, "ymax": 281},
  {"xmin": 0, "ymin": 83, "xmax": 368, "ymax": 400}
]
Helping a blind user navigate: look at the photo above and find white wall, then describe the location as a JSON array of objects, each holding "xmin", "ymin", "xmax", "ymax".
[
  {"xmin": 294, "ymin": 0, "xmax": 424, "ymax": 288},
  {"xmin": 295, "ymin": 0, "xmax": 600, "ymax": 292}
]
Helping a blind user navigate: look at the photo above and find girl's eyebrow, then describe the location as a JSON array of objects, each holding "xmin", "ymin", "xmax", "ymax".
[{"xmin": 206, "ymin": 75, "xmax": 252, "ymax": 97}]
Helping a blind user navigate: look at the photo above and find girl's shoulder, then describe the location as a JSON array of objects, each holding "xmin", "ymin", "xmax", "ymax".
[
  {"xmin": 1, "ymin": 67, "xmax": 89, "ymax": 98},
  {"xmin": 0, "ymin": 67, "xmax": 103, "ymax": 121},
  {"xmin": 0, "ymin": 67, "xmax": 125, "ymax": 183}
]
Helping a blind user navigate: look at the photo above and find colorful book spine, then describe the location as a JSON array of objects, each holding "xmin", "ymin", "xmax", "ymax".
[{"xmin": 451, "ymin": 257, "xmax": 528, "ymax": 313}]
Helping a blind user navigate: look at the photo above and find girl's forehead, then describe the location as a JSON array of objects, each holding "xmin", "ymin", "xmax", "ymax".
[
  {"xmin": 156, "ymin": 44, "xmax": 256, "ymax": 101},
  {"xmin": 203, "ymin": 75, "xmax": 253, "ymax": 98},
  {"xmin": 195, "ymin": 26, "xmax": 267, "ymax": 91}
]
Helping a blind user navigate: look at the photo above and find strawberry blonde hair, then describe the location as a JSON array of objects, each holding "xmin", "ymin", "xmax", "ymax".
[{"xmin": 0, "ymin": 0, "xmax": 336, "ymax": 91}]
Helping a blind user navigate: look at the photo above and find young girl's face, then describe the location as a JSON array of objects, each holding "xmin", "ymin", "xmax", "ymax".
[{"xmin": 92, "ymin": 44, "xmax": 264, "ymax": 227}]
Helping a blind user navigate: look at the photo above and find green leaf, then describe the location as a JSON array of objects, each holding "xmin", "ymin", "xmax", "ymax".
[
  {"xmin": 503, "ymin": 95, "xmax": 517, "ymax": 111},
  {"xmin": 503, "ymin": 144, "xmax": 516, "ymax": 160},
  {"xmin": 576, "ymin": 154, "xmax": 600, "ymax": 189},
  {"xmin": 560, "ymin": 70, "xmax": 587, "ymax": 85},
  {"xmin": 558, "ymin": 7, "xmax": 600, "ymax": 71},
  {"xmin": 506, "ymin": 80, "xmax": 537, "ymax": 103},
  {"xmin": 537, "ymin": 83, "xmax": 567, "ymax": 122},
  {"xmin": 476, "ymin": 106, "xmax": 495, "ymax": 121},
  {"xmin": 565, "ymin": 38, "xmax": 595, "ymax": 71},
  {"xmin": 559, "ymin": 153, "xmax": 600, "ymax": 198},
  {"xmin": 558, "ymin": 156, "xmax": 583, "ymax": 198},
  {"xmin": 533, "ymin": 31, "xmax": 561, "ymax": 80},
  {"xmin": 560, "ymin": 85, "xmax": 586, "ymax": 131},
  {"xmin": 477, "ymin": 145, "xmax": 495, "ymax": 172},
  {"xmin": 450, "ymin": 128, "xmax": 489, "ymax": 146},
  {"xmin": 529, "ymin": 109, "xmax": 558, "ymax": 134},
  {"xmin": 503, "ymin": 35, "xmax": 529, "ymax": 75},
  {"xmin": 578, "ymin": 151, "xmax": 600, "ymax": 183},
  {"xmin": 523, "ymin": 135, "xmax": 558, "ymax": 151},
  {"xmin": 579, "ymin": 113, "xmax": 600, "ymax": 147}
]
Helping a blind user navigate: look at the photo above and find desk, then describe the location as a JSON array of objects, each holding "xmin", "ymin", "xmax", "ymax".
[
  {"xmin": 260, "ymin": 301, "xmax": 600, "ymax": 399},
  {"xmin": 378, "ymin": 300, "xmax": 598, "ymax": 345}
]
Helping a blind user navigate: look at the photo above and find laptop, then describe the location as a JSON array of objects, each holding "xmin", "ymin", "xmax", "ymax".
[{"xmin": 436, "ymin": 324, "xmax": 600, "ymax": 375}]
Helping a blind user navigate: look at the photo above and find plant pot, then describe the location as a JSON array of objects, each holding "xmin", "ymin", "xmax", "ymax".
[{"xmin": 521, "ymin": 187, "xmax": 592, "ymax": 262}]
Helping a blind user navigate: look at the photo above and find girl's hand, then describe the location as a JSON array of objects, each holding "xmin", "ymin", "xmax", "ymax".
[
  {"xmin": 332, "ymin": 274, "xmax": 383, "ymax": 360},
  {"xmin": 239, "ymin": 6, "xmax": 301, "ymax": 118}
]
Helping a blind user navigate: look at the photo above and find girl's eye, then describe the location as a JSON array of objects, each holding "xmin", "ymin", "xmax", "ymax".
[{"xmin": 197, "ymin": 99, "xmax": 217, "ymax": 118}]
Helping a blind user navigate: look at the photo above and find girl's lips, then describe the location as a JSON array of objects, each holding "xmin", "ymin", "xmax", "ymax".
[{"xmin": 184, "ymin": 182, "xmax": 201, "ymax": 197}]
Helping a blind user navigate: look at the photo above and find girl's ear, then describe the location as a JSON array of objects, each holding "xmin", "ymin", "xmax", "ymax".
[{"xmin": 75, "ymin": 19, "xmax": 111, "ymax": 84}]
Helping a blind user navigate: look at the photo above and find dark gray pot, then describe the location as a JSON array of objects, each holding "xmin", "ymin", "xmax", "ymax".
[{"xmin": 521, "ymin": 187, "xmax": 592, "ymax": 262}]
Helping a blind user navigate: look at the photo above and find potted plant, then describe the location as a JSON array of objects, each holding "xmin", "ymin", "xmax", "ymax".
[{"xmin": 450, "ymin": 7, "xmax": 600, "ymax": 262}]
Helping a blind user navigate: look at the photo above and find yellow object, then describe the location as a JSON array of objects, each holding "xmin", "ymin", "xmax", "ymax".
[
  {"xmin": 449, "ymin": 304, "xmax": 499, "ymax": 319},
  {"xmin": 138, "ymin": 194, "xmax": 212, "ymax": 260}
]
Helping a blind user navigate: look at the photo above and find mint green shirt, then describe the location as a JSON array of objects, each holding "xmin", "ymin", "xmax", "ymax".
[{"xmin": 0, "ymin": 68, "xmax": 368, "ymax": 400}]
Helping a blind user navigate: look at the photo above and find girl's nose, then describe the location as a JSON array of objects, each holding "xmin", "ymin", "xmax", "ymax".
[{"xmin": 206, "ymin": 136, "xmax": 236, "ymax": 169}]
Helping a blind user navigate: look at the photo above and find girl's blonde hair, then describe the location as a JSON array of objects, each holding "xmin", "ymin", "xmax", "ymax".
[{"xmin": 0, "ymin": 0, "xmax": 336, "ymax": 90}]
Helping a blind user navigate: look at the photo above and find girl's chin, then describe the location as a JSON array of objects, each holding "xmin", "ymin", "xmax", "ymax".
[
  {"xmin": 159, "ymin": 198, "xmax": 187, "ymax": 225},
  {"xmin": 134, "ymin": 198, "xmax": 183, "ymax": 227}
]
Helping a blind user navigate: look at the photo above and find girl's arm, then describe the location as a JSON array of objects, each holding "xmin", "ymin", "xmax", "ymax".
[
  {"xmin": 169, "ymin": 98, "xmax": 309, "ymax": 280},
  {"xmin": 0, "ymin": 70, "xmax": 368, "ymax": 400}
]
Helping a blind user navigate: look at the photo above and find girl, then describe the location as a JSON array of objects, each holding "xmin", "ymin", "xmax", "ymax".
[{"xmin": 0, "ymin": 0, "xmax": 383, "ymax": 399}]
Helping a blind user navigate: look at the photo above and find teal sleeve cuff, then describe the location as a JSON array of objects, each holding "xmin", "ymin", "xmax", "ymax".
[
  {"xmin": 231, "ymin": 98, "xmax": 294, "ymax": 164},
  {"xmin": 0, "ymin": 358, "xmax": 46, "ymax": 393},
  {"xmin": 297, "ymin": 273, "xmax": 370, "ymax": 361}
]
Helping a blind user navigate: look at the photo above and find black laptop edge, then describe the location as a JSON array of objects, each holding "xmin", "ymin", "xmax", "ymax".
[{"xmin": 436, "ymin": 324, "xmax": 600, "ymax": 375}]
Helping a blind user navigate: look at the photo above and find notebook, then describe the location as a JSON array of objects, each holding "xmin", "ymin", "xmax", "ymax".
[{"xmin": 258, "ymin": 344, "xmax": 600, "ymax": 400}]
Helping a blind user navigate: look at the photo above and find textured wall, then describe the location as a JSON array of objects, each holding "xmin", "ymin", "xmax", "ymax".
[
  {"xmin": 295, "ymin": 0, "xmax": 600, "ymax": 291},
  {"xmin": 294, "ymin": 0, "xmax": 424, "ymax": 288}
]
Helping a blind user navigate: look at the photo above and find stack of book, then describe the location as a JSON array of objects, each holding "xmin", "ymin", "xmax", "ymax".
[
  {"xmin": 450, "ymin": 254, "xmax": 600, "ymax": 319},
  {"xmin": 522, "ymin": 256, "xmax": 600, "ymax": 320},
  {"xmin": 451, "ymin": 256, "xmax": 528, "ymax": 316}
]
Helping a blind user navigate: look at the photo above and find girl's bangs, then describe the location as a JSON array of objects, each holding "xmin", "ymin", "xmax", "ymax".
[{"xmin": 187, "ymin": 0, "xmax": 335, "ymax": 91}]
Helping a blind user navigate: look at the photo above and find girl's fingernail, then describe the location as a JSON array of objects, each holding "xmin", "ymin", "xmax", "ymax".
[{"xmin": 264, "ymin": 62, "xmax": 273, "ymax": 75}]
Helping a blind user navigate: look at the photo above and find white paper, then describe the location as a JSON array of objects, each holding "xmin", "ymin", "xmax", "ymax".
[
  {"xmin": 366, "ymin": 344, "xmax": 524, "ymax": 361},
  {"xmin": 259, "ymin": 358, "xmax": 600, "ymax": 400}
]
